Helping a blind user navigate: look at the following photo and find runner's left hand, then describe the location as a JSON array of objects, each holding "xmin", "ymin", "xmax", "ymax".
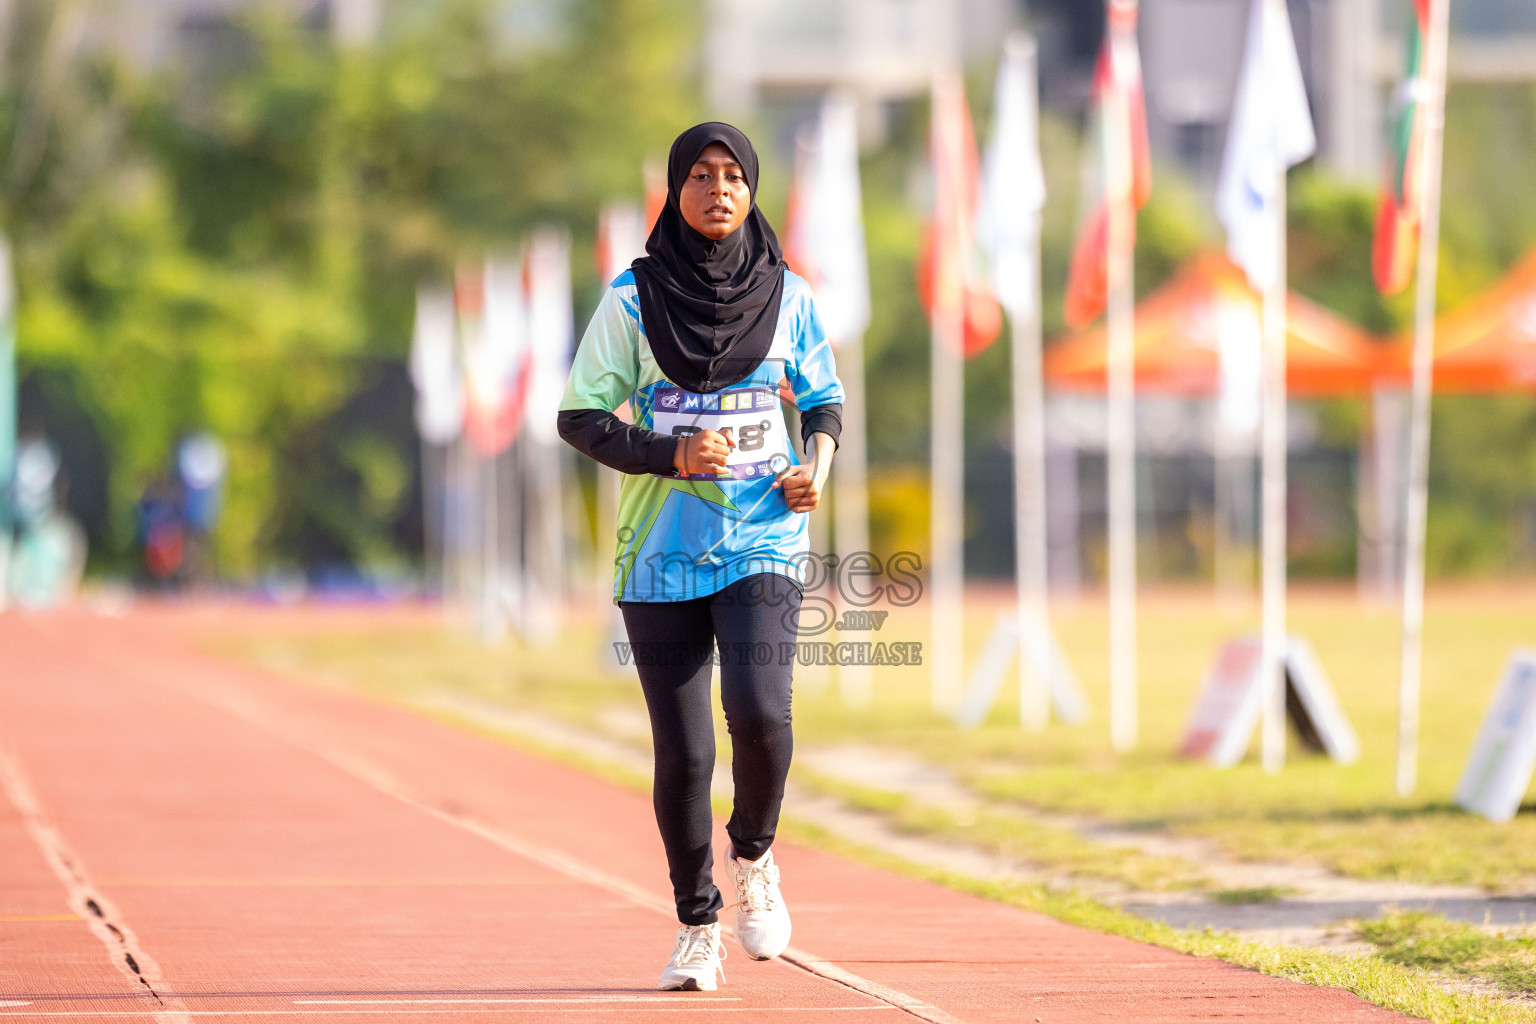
[{"xmin": 773, "ymin": 464, "xmax": 820, "ymax": 513}]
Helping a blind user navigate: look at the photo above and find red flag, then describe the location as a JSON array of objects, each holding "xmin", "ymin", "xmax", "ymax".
[
  {"xmin": 1373, "ymin": 0, "xmax": 1435, "ymax": 295},
  {"xmin": 1064, "ymin": 0, "xmax": 1152, "ymax": 329},
  {"xmin": 916, "ymin": 73, "xmax": 1002, "ymax": 358},
  {"xmin": 461, "ymin": 257, "xmax": 534, "ymax": 456},
  {"xmin": 643, "ymin": 158, "xmax": 667, "ymax": 237}
]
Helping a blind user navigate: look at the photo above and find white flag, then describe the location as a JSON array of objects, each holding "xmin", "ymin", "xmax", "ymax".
[
  {"xmin": 409, "ymin": 286, "xmax": 463, "ymax": 445},
  {"xmin": 980, "ymin": 34, "xmax": 1048, "ymax": 319},
  {"xmin": 1216, "ymin": 0, "xmax": 1316, "ymax": 293},
  {"xmin": 786, "ymin": 92, "xmax": 871, "ymax": 344},
  {"xmin": 523, "ymin": 228, "xmax": 574, "ymax": 444}
]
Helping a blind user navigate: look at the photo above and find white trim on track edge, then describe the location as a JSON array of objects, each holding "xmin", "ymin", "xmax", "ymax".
[
  {"xmin": 0, "ymin": 740, "xmax": 194, "ymax": 1024},
  {"xmin": 196, "ymin": 683, "xmax": 967, "ymax": 1024}
]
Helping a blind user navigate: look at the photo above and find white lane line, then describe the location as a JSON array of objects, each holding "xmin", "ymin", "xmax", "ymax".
[
  {"xmin": 195, "ymin": 684, "xmax": 966, "ymax": 1024},
  {"xmin": 0, "ymin": 735, "xmax": 193, "ymax": 1024}
]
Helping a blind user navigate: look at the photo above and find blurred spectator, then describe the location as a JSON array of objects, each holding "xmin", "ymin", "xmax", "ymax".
[
  {"xmin": 135, "ymin": 472, "xmax": 186, "ymax": 590},
  {"xmin": 6, "ymin": 439, "xmax": 85, "ymax": 608}
]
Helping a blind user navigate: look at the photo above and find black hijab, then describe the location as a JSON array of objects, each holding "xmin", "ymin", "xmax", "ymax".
[{"xmin": 631, "ymin": 122, "xmax": 785, "ymax": 394}]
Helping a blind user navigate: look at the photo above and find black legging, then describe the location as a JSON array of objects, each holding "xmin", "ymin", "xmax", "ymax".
[{"xmin": 620, "ymin": 572, "xmax": 801, "ymax": 925}]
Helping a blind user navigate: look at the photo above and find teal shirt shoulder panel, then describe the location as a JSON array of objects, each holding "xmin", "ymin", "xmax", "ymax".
[{"xmin": 564, "ymin": 268, "xmax": 846, "ymax": 603}]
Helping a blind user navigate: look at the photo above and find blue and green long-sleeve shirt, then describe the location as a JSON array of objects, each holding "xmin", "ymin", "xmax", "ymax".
[{"xmin": 558, "ymin": 269, "xmax": 845, "ymax": 603}]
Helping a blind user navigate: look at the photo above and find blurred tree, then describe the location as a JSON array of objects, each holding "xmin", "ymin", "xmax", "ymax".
[
  {"xmin": 4, "ymin": 0, "xmax": 699, "ymax": 576},
  {"xmin": 3, "ymin": 0, "xmax": 1534, "ymax": 582}
]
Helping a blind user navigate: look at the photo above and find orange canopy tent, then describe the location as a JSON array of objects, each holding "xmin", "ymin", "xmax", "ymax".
[
  {"xmin": 1382, "ymin": 247, "xmax": 1536, "ymax": 393},
  {"xmin": 1044, "ymin": 254, "xmax": 1387, "ymax": 397}
]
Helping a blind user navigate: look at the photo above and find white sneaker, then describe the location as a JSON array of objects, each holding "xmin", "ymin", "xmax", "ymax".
[
  {"xmin": 658, "ymin": 923, "xmax": 726, "ymax": 991},
  {"xmin": 726, "ymin": 846, "xmax": 792, "ymax": 961}
]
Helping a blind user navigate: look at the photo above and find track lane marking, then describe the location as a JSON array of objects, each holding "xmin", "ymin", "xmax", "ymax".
[
  {"xmin": 0, "ymin": 733, "xmax": 193, "ymax": 1024},
  {"xmin": 13, "ymin": 618, "xmax": 964, "ymax": 1024},
  {"xmin": 193, "ymin": 683, "xmax": 966, "ymax": 1024}
]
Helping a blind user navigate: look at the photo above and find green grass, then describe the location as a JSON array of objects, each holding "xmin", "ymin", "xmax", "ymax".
[
  {"xmin": 1210, "ymin": 886, "xmax": 1295, "ymax": 905},
  {"xmin": 781, "ymin": 587, "xmax": 1536, "ymax": 891},
  {"xmin": 794, "ymin": 768, "xmax": 1208, "ymax": 892},
  {"xmin": 218, "ymin": 587, "xmax": 1536, "ymax": 890},
  {"xmin": 775, "ymin": 819, "xmax": 1536, "ymax": 1024},
  {"xmin": 1359, "ymin": 911, "xmax": 1536, "ymax": 997}
]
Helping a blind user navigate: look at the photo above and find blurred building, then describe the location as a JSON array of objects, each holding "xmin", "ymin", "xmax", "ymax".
[
  {"xmin": 1141, "ymin": 0, "xmax": 1536, "ymax": 186},
  {"xmin": 701, "ymin": 0, "xmax": 1012, "ymax": 112},
  {"xmin": 32, "ymin": 0, "xmax": 1536, "ymax": 182},
  {"xmin": 699, "ymin": 0, "xmax": 1536, "ymax": 183}
]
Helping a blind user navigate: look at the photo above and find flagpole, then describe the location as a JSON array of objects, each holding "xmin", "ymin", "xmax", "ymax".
[
  {"xmin": 1259, "ymin": 157, "xmax": 1289, "ymax": 774},
  {"xmin": 1105, "ymin": 78, "xmax": 1138, "ymax": 755},
  {"xmin": 481, "ymin": 447, "xmax": 503, "ymax": 644},
  {"xmin": 836, "ymin": 332, "xmax": 874, "ymax": 707},
  {"xmin": 420, "ymin": 437, "xmax": 441, "ymax": 593},
  {"xmin": 1396, "ymin": 0, "xmax": 1452, "ymax": 798},
  {"xmin": 991, "ymin": 34, "xmax": 1054, "ymax": 733},
  {"xmin": 1013, "ymin": 233, "xmax": 1050, "ymax": 731},
  {"xmin": 929, "ymin": 74, "xmax": 968, "ymax": 716},
  {"xmin": 1256, "ymin": 0, "xmax": 1298, "ymax": 773},
  {"xmin": 932, "ymin": 288, "xmax": 965, "ymax": 714}
]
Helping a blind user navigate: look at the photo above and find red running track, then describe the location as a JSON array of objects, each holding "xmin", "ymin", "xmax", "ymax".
[{"xmin": 0, "ymin": 607, "xmax": 1415, "ymax": 1022}]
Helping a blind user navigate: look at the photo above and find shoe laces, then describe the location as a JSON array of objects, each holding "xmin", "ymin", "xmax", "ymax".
[
  {"xmin": 674, "ymin": 924, "xmax": 726, "ymax": 979},
  {"xmin": 732, "ymin": 856, "xmax": 779, "ymax": 913}
]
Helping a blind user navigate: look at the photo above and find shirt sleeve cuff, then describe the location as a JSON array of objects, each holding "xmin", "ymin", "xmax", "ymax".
[
  {"xmin": 799, "ymin": 403, "xmax": 844, "ymax": 452},
  {"xmin": 647, "ymin": 433, "xmax": 681, "ymax": 476}
]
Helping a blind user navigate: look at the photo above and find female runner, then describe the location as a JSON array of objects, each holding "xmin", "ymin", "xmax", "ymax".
[{"xmin": 558, "ymin": 122, "xmax": 843, "ymax": 991}]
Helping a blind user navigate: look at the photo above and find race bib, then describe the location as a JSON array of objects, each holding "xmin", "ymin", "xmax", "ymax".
[{"xmin": 652, "ymin": 384, "xmax": 792, "ymax": 481}]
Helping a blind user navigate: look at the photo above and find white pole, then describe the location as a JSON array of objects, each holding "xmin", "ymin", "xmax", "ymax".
[
  {"xmin": 420, "ymin": 437, "xmax": 441, "ymax": 593},
  {"xmin": 1259, "ymin": 0, "xmax": 1293, "ymax": 774},
  {"xmin": 480, "ymin": 447, "xmax": 502, "ymax": 644},
  {"xmin": 1396, "ymin": 0, "xmax": 1452, "ymax": 798},
  {"xmin": 931, "ymin": 298, "xmax": 965, "ymax": 714},
  {"xmin": 836, "ymin": 333, "xmax": 874, "ymax": 707},
  {"xmin": 448, "ymin": 433, "xmax": 474, "ymax": 621},
  {"xmin": 1259, "ymin": 165, "xmax": 1289, "ymax": 774},
  {"xmin": 1105, "ymin": 82, "xmax": 1138, "ymax": 755},
  {"xmin": 1012, "ymin": 249, "xmax": 1050, "ymax": 731},
  {"xmin": 1213, "ymin": 404, "xmax": 1254, "ymax": 608},
  {"xmin": 1374, "ymin": 387, "xmax": 1408, "ymax": 598}
]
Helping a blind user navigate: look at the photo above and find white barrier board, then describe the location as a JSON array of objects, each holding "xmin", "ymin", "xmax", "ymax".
[
  {"xmin": 956, "ymin": 610, "xmax": 1087, "ymax": 728},
  {"xmin": 1179, "ymin": 635, "xmax": 1360, "ymax": 767},
  {"xmin": 1455, "ymin": 651, "xmax": 1536, "ymax": 823}
]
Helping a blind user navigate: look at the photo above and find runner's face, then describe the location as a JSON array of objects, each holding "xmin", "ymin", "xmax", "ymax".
[{"xmin": 679, "ymin": 143, "xmax": 750, "ymax": 240}]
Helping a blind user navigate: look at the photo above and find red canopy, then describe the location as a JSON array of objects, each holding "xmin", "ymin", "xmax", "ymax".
[
  {"xmin": 1383, "ymin": 247, "xmax": 1536, "ymax": 393},
  {"xmin": 1044, "ymin": 254, "xmax": 1386, "ymax": 397}
]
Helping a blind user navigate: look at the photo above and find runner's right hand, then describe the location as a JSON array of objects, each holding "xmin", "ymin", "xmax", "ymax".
[{"xmin": 674, "ymin": 427, "xmax": 735, "ymax": 476}]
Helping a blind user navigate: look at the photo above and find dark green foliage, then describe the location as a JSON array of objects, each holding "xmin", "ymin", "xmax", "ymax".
[{"xmin": 6, "ymin": 0, "xmax": 698, "ymax": 573}]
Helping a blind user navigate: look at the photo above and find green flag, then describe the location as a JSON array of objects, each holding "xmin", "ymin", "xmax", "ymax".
[{"xmin": 1373, "ymin": 0, "xmax": 1433, "ymax": 295}]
